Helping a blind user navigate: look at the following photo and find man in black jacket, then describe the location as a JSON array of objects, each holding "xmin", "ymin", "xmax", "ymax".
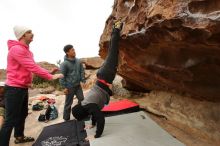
[{"xmin": 72, "ymin": 20, "xmax": 123, "ymax": 141}]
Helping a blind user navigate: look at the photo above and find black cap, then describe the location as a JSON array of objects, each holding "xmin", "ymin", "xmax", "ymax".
[{"xmin": 63, "ymin": 44, "xmax": 73, "ymax": 53}]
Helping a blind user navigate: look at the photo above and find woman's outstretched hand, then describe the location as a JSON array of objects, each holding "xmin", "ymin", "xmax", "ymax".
[
  {"xmin": 52, "ymin": 74, "xmax": 63, "ymax": 80},
  {"xmin": 50, "ymin": 68, "xmax": 59, "ymax": 74}
]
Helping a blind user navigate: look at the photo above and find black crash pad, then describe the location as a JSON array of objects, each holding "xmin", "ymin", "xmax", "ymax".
[{"xmin": 33, "ymin": 120, "xmax": 89, "ymax": 146}]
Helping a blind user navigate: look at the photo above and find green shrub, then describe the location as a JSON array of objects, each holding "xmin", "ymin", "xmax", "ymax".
[{"xmin": 32, "ymin": 76, "xmax": 62, "ymax": 90}]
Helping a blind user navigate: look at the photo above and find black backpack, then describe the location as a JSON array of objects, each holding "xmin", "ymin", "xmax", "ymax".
[
  {"xmin": 38, "ymin": 114, "xmax": 46, "ymax": 122},
  {"xmin": 32, "ymin": 103, "xmax": 44, "ymax": 111}
]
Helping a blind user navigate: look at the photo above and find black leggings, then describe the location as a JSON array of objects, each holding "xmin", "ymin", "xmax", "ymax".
[{"xmin": 96, "ymin": 28, "xmax": 120, "ymax": 84}]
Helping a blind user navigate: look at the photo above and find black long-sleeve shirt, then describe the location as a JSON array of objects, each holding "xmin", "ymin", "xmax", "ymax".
[{"xmin": 84, "ymin": 103, "xmax": 105, "ymax": 138}]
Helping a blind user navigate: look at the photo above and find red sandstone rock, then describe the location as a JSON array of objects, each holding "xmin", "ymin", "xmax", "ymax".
[
  {"xmin": 100, "ymin": 0, "xmax": 220, "ymax": 101},
  {"xmin": 81, "ymin": 57, "xmax": 104, "ymax": 69}
]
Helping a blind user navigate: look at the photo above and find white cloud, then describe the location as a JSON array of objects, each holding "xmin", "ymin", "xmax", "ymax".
[{"xmin": 0, "ymin": 0, "xmax": 114, "ymax": 69}]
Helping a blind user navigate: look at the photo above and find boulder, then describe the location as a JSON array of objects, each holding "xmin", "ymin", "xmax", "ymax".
[
  {"xmin": 81, "ymin": 57, "xmax": 104, "ymax": 69},
  {"xmin": 100, "ymin": 0, "xmax": 220, "ymax": 144},
  {"xmin": 100, "ymin": 0, "xmax": 220, "ymax": 101}
]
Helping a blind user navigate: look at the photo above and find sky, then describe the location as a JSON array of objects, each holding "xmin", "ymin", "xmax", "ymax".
[{"xmin": 0, "ymin": 0, "xmax": 114, "ymax": 69}]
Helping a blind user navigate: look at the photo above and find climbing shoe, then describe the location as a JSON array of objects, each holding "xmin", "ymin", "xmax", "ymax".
[{"xmin": 113, "ymin": 18, "xmax": 123, "ymax": 30}]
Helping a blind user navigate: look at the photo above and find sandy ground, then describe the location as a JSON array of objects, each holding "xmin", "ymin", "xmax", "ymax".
[
  {"xmin": 9, "ymin": 93, "xmax": 68, "ymax": 146},
  {"xmin": 7, "ymin": 89, "xmax": 213, "ymax": 146},
  {"xmin": 9, "ymin": 89, "xmax": 92, "ymax": 146}
]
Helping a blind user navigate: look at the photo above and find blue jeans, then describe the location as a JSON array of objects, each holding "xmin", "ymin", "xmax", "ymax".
[
  {"xmin": 63, "ymin": 85, "xmax": 84, "ymax": 120},
  {"xmin": 0, "ymin": 85, "xmax": 28, "ymax": 146}
]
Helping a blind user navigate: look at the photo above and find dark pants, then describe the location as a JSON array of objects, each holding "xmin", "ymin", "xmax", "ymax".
[
  {"xmin": 0, "ymin": 85, "xmax": 28, "ymax": 146},
  {"xmin": 96, "ymin": 28, "xmax": 120, "ymax": 84},
  {"xmin": 63, "ymin": 85, "xmax": 84, "ymax": 120}
]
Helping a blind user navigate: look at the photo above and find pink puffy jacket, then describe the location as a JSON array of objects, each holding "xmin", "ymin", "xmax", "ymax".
[{"xmin": 6, "ymin": 40, "xmax": 52, "ymax": 88}]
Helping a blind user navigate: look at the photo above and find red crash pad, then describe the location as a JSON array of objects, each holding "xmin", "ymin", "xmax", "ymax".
[{"xmin": 102, "ymin": 99, "xmax": 139, "ymax": 113}]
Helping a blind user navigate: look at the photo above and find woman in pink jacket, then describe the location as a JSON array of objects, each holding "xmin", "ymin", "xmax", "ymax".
[{"xmin": 0, "ymin": 26, "xmax": 63, "ymax": 146}]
